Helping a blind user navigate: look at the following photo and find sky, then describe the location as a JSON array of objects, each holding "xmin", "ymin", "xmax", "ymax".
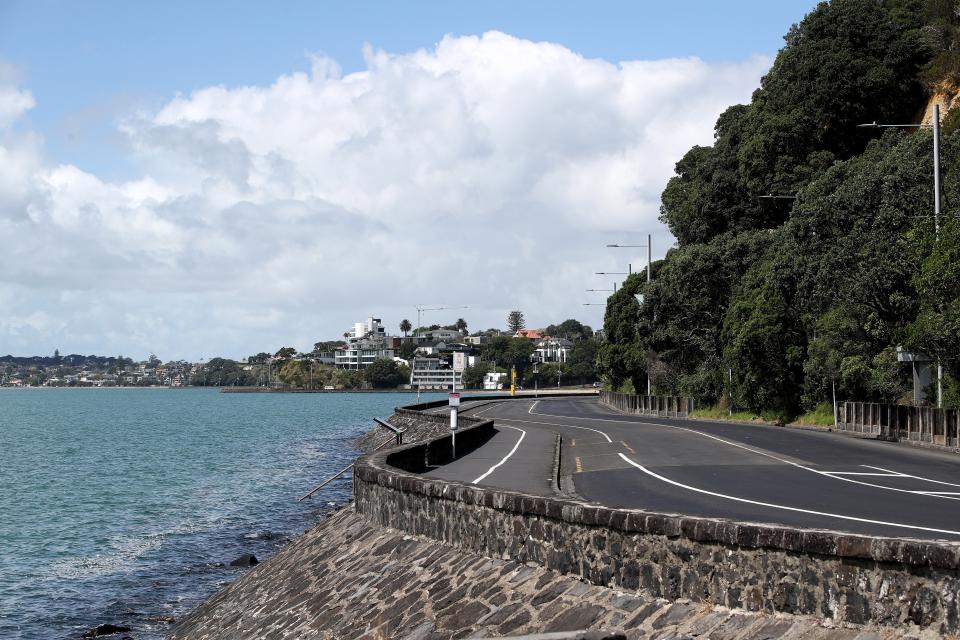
[{"xmin": 0, "ymin": 1, "xmax": 819, "ymax": 360}]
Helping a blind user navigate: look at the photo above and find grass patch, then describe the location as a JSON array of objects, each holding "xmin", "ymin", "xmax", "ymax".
[
  {"xmin": 690, "ymin": 406, "xmax": 769, "ymax": 423},
  {"xmin": 792, "ymin": 403, "xmax": 836, "ymax": 427}
]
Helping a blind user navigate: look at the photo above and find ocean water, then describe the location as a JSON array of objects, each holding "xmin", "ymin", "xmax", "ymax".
[{"xmin": 0, "ymin": 388, "xmax": 443, "ymax": 640}]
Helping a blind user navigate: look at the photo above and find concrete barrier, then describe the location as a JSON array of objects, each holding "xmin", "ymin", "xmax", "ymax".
[
  {"xmin": 599, "ymin": 390, "xmax": 694, "ymax": 417},
  {"xmin": 840, "ymin": 401, "xmax": 960, "ymax": 450}
]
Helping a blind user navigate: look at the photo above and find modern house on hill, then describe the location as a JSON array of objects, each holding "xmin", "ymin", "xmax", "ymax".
[
  {"xmin": 534, "ymin": 338, "xmax": 573, "ymax": 363},
  {"xmin": 335, "ymin": 316, "xmax": 395, "ymax": 369}
]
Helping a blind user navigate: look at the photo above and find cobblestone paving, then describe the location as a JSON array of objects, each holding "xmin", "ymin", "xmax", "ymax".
[{"xmin": 170, "ymin": 508, "xmax": 939, "ymax": 640}]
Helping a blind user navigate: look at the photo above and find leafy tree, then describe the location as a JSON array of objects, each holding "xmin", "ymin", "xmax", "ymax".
[
  {"xmin": 568, "ymin": 339, "xmax": 599, "ymax": 383},
  {"xmin": 506, "ymin": 310, "xmax": 525, "ymax": 333},
  {"xmin": 332, "ymin": 368, "xmax": 364, "ymax": 390},
  {"xmin": 455, "ymin": 318, "xmax": 468, "ymax": 333},
  {"xmin": 597, "ymin": 274, "xmax": 645, "ymax": 392},
  {"xmin": 482, "ymin": 336, "xmax": 536, "ymax": 374},
  {"xmin": 192, "ymin": 358, "xmax": 257, "ymax": 387},
  {"xmin": 545, "ymin": 319, "xmax": 594, "ymax": 341},
  {"xmin": 274, "ymin": 346, "xmax": 297, "ymax": 360},
  {"xmin": 364, "ymin": 358, "xmax": 405, "ymax": 388},
  {"xmin": 604, "ymin": 0, "xmax": 960, "ymax": 413},
  {"xmin": 400, "ymin": 319, "xmax": 412, "ymax": 336},
  {"xmin": 397, "ymin": 341, "xmax": 417, "ymax": 360},
  {"xmin": 462, "ymin": 362, "xmax": 491, "ymax": 389}
]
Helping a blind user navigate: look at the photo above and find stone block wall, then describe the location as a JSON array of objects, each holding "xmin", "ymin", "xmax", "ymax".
[{"xmin": 354, "ymin": 421, "xmax": 960, "ymax": 635}]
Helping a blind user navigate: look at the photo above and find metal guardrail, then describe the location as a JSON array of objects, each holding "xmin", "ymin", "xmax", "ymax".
[
  {"xmin": 374, "ymin": 417, "xmax": 405, "ymax": 445},
  {"xmin": 298, "ymin": 420, "xmax": 404, "ymax": 501},
  {"xmin": 599, "ymin": 390, "xmax": 694, "ymax": 417},
  {"xmin": 839, "ymin": 401, "xmax": 960, "ymax": 447}
]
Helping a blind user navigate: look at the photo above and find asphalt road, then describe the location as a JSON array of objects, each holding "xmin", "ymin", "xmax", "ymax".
[{"xmin": 423, "ymin": 397, "xmax": 960, "ymax": 541}]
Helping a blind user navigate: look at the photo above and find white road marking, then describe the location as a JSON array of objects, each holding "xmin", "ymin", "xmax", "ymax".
[
  {"xmin": 618, "ymin": 453, "xmax": 960, "ymax": 537},
  {"xmin": 529, "ymin": 400, "xmax": 540, "ymax": 414},
  {"xmin": 861, "ymin": 465, "xmax": 960, "ymax": 489},
  {"xmin": 496, "ymin": 417, "xmax": 612, "ymax": 443},
  {"xmin": 471, "ymin": 403, "xmax": 500, "ymax": 417},
  {"xmin": 531, "ymin": 404, "xmax": 960, "ymax": 501},
  {"xmin": 824, "ymin": 472, "xmax": 904, "ymax": 476},
  {"xmin": 472, "ymin": 426, "xmax": 526, "ymax": 484}
]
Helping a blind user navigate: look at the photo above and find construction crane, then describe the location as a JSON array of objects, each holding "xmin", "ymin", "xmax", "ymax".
[{"xmin": 415, "ymin": 305, "xmax": 469, "ymax": 336}]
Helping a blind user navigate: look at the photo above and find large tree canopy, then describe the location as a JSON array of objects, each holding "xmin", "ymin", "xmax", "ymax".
[{"xmin": 602, "ymin": 0, "xmax": 960, "ymax": 413}]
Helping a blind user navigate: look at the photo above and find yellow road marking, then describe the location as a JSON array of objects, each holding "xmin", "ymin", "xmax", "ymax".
[
  {"xmin": 622, "ymin": 441, "xmax": 636, "ymax": 454},
  {"xmin": 575, "ymin": 456, "xmax": 583, "ymax": 473}
]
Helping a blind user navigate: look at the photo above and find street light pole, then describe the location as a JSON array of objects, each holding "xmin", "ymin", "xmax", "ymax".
[
  {"xmin": 859, "ymin": 106, "xmax": 945, "ymax": 407},
  {"xmin": 606, "ymin": 237, "xmax": 652, "ymax": 282},
  {"xmin": 934, "ymin": 103, "xmax": 943, "ymax": 407}
]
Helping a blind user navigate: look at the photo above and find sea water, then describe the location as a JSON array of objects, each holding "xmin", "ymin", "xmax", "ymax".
[{"xmin": 0, "ymin": 388, "xmax": 442, "ymax": 639}]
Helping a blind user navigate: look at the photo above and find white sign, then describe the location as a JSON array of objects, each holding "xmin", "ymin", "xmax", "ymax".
[
  {"xmin": 449, "ymin": 392, "xmax": 460, "ymax": 407},
  {"xmin": 450, "ymin": 407, "xmax": 459, "ymax": 431},
  {"xmin": 452, "ymin": 352, "xmax": 466, "ymax": 372}
]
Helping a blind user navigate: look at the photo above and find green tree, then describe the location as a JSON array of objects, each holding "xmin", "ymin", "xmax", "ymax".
[
  {"xmin": 462, "ymin": 362, "xmax": 491, "ymax": 389},
  {"xmin": 482, "ymin": 336, "xmax": 536, "ymax": 374},
  {"xmin": 568, "ymin": 338, "xmax": 599, "ymax": 383},
  {"xmin": 399, "ymin": 319, "xmax": 412, "ymax": 336},
  {"xmin": 506, "ymin": 310, "xmax": 525, "ymax": 333},
  {"xmin": 364, "ymin": 358, "xmax": 405, "ymax": 388},
  {"xmin": 455, "ymin": 318, "xmax": 468, "ymax": 333},
  {"xmin": 544, "ymin": 319, "xmax": 593, "ymax": 341},
  {"xmin": 274, "ymin": 346, "xmax": 297, "ymax": 360},
  {"xmin": 398, "ymin": 341, "xmax": 417, "ymax": 360}
]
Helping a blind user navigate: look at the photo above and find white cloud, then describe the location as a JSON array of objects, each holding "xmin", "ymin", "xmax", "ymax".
[{"xmin": 0, "ymin": 33, "xmax": 770, "ymax": 359}]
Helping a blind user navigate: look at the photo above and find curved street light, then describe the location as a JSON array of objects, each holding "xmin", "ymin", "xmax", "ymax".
[{"xmin": 858, "ymin": 104, "xmax": 944, "ymax": 406}]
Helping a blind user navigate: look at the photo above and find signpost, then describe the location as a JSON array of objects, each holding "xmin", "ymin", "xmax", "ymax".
[{"xmin": 450, "ymin": 352, "xmax": 466, "ymax": 458}]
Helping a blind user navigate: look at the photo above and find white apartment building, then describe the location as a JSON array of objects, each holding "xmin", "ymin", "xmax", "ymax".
[
  {"xmin": 335, "ymin": 316, "xmax": 394, "ymax": 369},
  {"xmin": 353, "ymin": 317, "xmax": 387, "ymax": 340},
  {"xmin": 335, "ymin": 340, "xmax": 396, "ymax": 369},
  {"xmin": 483, "ymin": 371, "xmax": 507, "ymax": 390},
  {"xmin": 409, "ymin": 357, "xmax": 463, "ymax": 390},
  {"xmin": 534, "ymin": 338, "xmax": 573, "ymax": 363}
]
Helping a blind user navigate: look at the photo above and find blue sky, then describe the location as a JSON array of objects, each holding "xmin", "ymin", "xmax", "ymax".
[
  {"xmin": 0, "ymin": 1, "xmax": 820, "ymax": 359},
  {"xmin": 1, "ymin": 1, "xmax": 818, "ymax": 178}
]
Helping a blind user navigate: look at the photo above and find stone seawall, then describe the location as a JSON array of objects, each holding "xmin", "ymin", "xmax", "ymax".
[
  {"xmin": 355, "ymin": 421, "xmax": 960, "ymax": 635},
  {"xmin": 172, "ymin": 506, "xmax": 899, "ymax": 640},
  {"xmin": 355, "ymin": 406, "xmax": 490, "ymax": 452}
]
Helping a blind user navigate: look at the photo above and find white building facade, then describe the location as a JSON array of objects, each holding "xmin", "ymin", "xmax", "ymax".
[{"xmin": 409, "ymin": 357, "xmax": 463, "ymax": 390}]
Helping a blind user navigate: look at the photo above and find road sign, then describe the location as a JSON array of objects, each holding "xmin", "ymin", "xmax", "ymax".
[
  {"xmin": 449, "ymin": 392, "xmax": 460, "ymax": 407},
  {"xmin": 453, "ymin": 352, "xmax": 466, "ymax": 372}
]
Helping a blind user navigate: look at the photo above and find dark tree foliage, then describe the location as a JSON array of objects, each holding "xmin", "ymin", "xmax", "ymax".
[
  {"xmin": 364, "ymin": 358, "xmax": 405, "ymax": 389},
  {"xmin": 481, "ymin": 337, "xmax": 536, "ymax": 373},
  {"xmin": 544, "ymin": 319, "xmax": 594, "ymax": 341},
  {"xmin": 506, "ymin": 310, "xmax": 525, "ymax": 333},
  {"xmin": 603, "ymin": 0, "xmax": 960, "ymax": 413},
  {"xmin": 191, "ymin": 358, "xmax": 257, "ymax": 387}
]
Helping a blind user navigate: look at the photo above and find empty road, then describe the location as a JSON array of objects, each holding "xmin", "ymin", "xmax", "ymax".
[{"xmin": 422, "ymin": 397, "xmax": 960, "ymax": 541}]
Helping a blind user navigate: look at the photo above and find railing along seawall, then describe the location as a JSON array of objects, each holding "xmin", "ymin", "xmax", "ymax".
[
  {"xmin": 839, "ymin": 401, "xmax": 960, "ymax": 448},
  {"xmin": 599, "ymin": 390, "xmax": 694, "ymax": 418}
]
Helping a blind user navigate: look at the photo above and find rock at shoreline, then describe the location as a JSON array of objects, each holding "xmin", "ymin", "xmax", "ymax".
[
  {"xmin": 82, "ymin": 623, "xmax": 132, "ymax": 637},
  {"xmin": 229, "ymin": 553, "xmax": 258, "ymax": 567}
]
